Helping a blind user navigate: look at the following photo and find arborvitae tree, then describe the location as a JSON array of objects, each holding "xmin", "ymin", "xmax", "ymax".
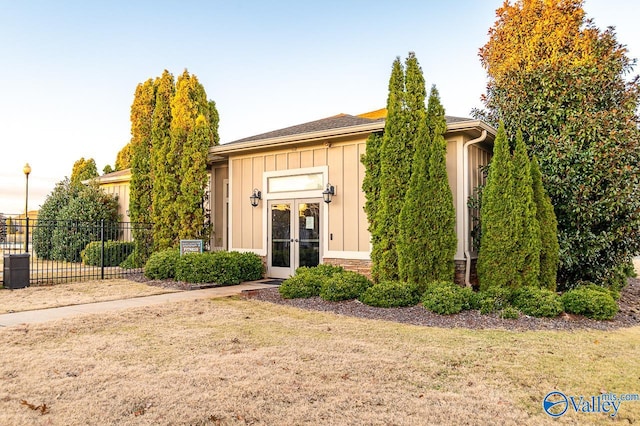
[
  {"xmin": 171, "ymin": 71, "xmax": 211, "ymax": 241},
  {"xmin": 151, "ymin": 70, "xmax": 176, "ymax": 250},
  {"xmin": 128, "ymin": 78, "xmax": 156, "ymax": 265},
  {"xmin": 179, "ymin": 114, "xmax": 212, "ymax": 239},
  {"xmin": 371, "ymin": 57, "xmax": 406, "ymax": 282},
  {"xmin": 476, "ymin": 0, "xmax": 640, "ymax": 289},
  {"xmin": 70, "ymin": 157, "xmax": 98, "ymax": 186},
  {"xmin": 477, "ymin": 123, "xmax": 517, "ymax": 291},
  {"xmin": 398, "ymin": 86, "xmax": 456, "ymax": 287},
  {"xmin": 531, "ymin": 156, "xmax": 559, "ymax": 290},
  {"xmin": 361, "ymin": 132, "xmax": 383, "ymax": 238},
  {"xmin": 511, "ymin": 130, "xmax": 540, "ymax": 288}
]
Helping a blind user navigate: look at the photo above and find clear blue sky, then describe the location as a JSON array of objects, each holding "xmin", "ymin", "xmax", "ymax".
[{"xmin": 0, "ymin": 0, "xmax": 637, "ymax": 214}]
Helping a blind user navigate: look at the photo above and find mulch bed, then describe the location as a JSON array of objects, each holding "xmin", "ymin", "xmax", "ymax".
[{"xmin": 132, "ymin": 272, "xmax": 640, "ymax": 331}]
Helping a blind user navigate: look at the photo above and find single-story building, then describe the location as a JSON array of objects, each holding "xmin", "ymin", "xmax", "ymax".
[
  {"xmin": 96, "ymin": 109, "xmax": 495, "ymax": 285},
  {"xmin": 208, "ymin": 110, "xmax": 495, "ymax": 285}
]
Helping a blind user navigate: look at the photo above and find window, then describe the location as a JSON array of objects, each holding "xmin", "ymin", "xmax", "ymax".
[{"xmin": 267, "ymin": 173, "xmax": 323, "ymax": 193}]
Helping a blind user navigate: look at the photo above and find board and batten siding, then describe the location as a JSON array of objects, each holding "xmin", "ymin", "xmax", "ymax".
[{"xmin": 227, "ymin": 137, "xmax": 371, "ymax": 257}]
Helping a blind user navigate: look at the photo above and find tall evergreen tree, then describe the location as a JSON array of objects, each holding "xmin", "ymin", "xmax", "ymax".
[
  {"xmin": 208, "ymin": 100, "xmax": 220, "ymax": 146},
  {"xmin": 128, "ymin": 78, "xmax": 156, "ymax": 265},
  {"xmin": 511, "ymin": 130, "xmax": 540, "ymax": 288},
  {"xmin": 115, "ymin": 143, "xmax": 132, "ymax": 171},
  {"xmin": 179, "ymin": 114, "xmax": 212, "ymax": 239},
  {"xmin": 477, "ymin": 123, "xmax": 517, "ymax": 291},
  {"xmin": 171, "ymin": 71, "xmax": 211, "ymax": 241},
  {"xmin": 151, "ymin": 70, "xmax": 176, "ymax": 250},
  {"xmin": 531, "ymin": 156, "xmax": 559, "ymax": 290},
  {"xmin": 371, "ymin": 57, "xmax": 406, "ymax": 282},
  {"xmin": 398, "ymin": 86, "xmax": 456, "ymax": 287}
]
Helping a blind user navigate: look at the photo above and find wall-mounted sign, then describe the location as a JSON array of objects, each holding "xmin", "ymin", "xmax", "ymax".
[{"xmin": 180, "ymin": 239, "xmax": 203, "ymax": 255}]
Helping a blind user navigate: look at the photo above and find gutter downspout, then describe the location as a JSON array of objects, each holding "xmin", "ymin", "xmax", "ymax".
[{"xmin": 463, "ymin": 130, "xmax": 488, "ymax": 287}]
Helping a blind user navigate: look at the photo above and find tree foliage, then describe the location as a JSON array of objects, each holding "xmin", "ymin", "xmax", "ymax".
[
  {"xmin": 128, "ymin": 78, "xmax": 156, "ymax": 265},
  {"xmin": 70, "ymin": 157, "xmax": 98, "ymax": 186},
  {"xmin": 115, "ymin": 143, "xmax": 131, "ymax": 171},
  {"xmin": 371, "ymin": 56, "xmax": 408, "ymax": 282},
  {"xmin": 476, "ymin": 0, "xmax": 640, "ymax": 289},
  {"xmin": 531, "ymin": 156, "xmax": 559, "ymax": 290},
  {"xmin": 397, "ymin": 86, "xmax": 456, "ymax": 287},
  {"xmin": 151, "ymin": 70, "xmax": 176, "ymax": 250},
  {"xmin": 361, "ymin": 131, "xmax": 383, "ymax": 241}
]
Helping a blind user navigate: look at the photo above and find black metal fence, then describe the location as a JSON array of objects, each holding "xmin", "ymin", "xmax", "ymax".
[{"xmin": 0, "ymin": 217, "xmax": 152, "ymax": 286}]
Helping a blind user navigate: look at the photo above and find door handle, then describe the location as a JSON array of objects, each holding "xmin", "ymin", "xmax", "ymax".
[{"xmin": 295, "ymin": 239, "xmax": 299, "ymax": 242}]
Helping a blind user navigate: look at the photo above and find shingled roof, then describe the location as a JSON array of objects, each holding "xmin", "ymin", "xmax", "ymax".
[{"xmin": 225, "ymin": 109, "xmax": 475, "ymax": 145}]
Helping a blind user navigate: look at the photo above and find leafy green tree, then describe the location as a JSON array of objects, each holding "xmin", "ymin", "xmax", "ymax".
[
  {"xmin": 115, "ymin": 143, "xmax": 131, "ymax": 171},
  {"xmin": 128, "ymin": 78, "xmax": 156, "ymax": 265},
  {"xmin": 510, "ymin": 130, "xmax": 540, "ymax": 288},
  {"xmin": 103, "ymin": 165, "xmax": 114, "ymax": 175},
  {"xmin": 476, "ymin": 0, "xmax": 640, "ymax": 289},
  {"xmin": 398, "ymin": 86, "xmax": 456, "ymax": 287},
  {"xmin": 51, "ymin": 183, "xmax": 119, "ymax": 262},
  {"xmin": 151, "ymin": 70, "xmax": 176, "ymax": 250},
  {"xmin": 208, "ymin": 100, "xmax": 220, "ymax": 146},
  {"xmin": 371, "ymin": 56, "xmax": 408, "ymax": 282},
  {"xmin": 70, "ymin": 157, "xmax": 98, "ymax": 186},
  {"xmin": 531, "ymin": 156, "xmax": 559, "ymax": 290},
  {"xmin": 33, "ymin": 178, "xmax": 78, "ymax": 259}
]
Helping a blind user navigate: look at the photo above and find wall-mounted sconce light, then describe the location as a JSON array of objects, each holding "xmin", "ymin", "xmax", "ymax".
[
  {"xmin": 249, "ymin": 189, "xmax": 262, "ymax": 207},
  {"xmin": 322, "ymin": 183, "xmax": 335, "ymax": 204}
]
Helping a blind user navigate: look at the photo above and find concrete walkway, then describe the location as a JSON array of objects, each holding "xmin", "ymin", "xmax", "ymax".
[{"xmin": 0, "ymin": 282, "xmax": 277, "ymax": 327}]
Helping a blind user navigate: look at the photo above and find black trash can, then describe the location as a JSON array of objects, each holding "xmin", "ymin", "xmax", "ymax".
[{"xmin": 3, "ymin": 253, "xmax": 30, "ymax": 289}]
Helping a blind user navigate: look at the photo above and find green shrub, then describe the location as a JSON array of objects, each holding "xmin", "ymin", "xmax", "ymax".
[
  {"xmin": 561, "ymin": 286, "xmax": 619, "ymax": 320},
  {"xmin": 359, "ymin": 281, "xmax": 421, "ymax": 308},
  {"xmin": 500, "ymin": 306, "xmax": 520, "ymax": 319},
  {"xmin": 478, "ymin": 287, "xmax": 513, "ymax": 315},
  {"xmin": 422, "ymin": 281, "xmax": 465, "ymax": 315},
  {"xmin": 175, "ymin": 252, "xmax": 243, "ymax": 285},
  {"xmin": 460, "ymin": 287, "xmax": 481, "ymax": 311},
  {"xmin": 227, "ymin": 251, "xmax": 264, "ymax": 281},
  {"xmin": 81, "ymin": 241, "xmax": 135, "ymax": 267},
  {"xmin": 279, "ymin": 274, "xmax": 325, "ymax": 299},
  {"xmin": 512, "ymin": 286, "xmax": 563, "ymax": 318},
  {"xmin": 296, "ymin": 264, "xmax": 344, "ymax": 278},
  {"xmin": 320, "ymin": 271, "xmax": 372, "ymax": 301},
  {"xmin": 144, "ymin": 248, "xmax": 180, "ymax": 280}
]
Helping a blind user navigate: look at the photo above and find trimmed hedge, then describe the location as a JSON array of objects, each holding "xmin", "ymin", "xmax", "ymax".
[
  {"xmin": 320, "ymin": 271, "xmax": 372, "ymax": 301},
  {"xmin": 478, "ymin": 287, "xmax": 513, "ymax": 315},
  {"xmin": 279, "ymin": 265, "xmax": 345, "ymax": 299},
  {"xmin": 561, "ymin": 286, "xmax": 619, "ymax": 320},
  {"xmin": 512, "ymin": 286, "xmax": 563, "ymax": 318},
  {"xmin": 422, "ymin": 281, "xmax": 478, "ymax": 315},
  {"xmin": 144, "ymin": 248, "xmax": 180, "ymax": 280},
  {"xmin": 173, "ymin": 251, "xmax": 264, "ymax": 285},
  {"xmin": 81, "ymin": 241, "xmax": 135, "ymax": 267},
  {"xmin": 359, "ymin": 281, "xmax": 421, "ymax": 308}
]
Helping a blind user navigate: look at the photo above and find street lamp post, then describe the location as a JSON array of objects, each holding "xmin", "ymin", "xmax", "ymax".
[{"xmin": 23, "ymin": 163, "xmax": 31, "ymax": 252}]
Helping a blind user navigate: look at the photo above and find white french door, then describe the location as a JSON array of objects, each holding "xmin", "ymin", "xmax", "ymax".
[{"xmin": 267, "ymin": 199, "xmax": 322, "ymax": 278}]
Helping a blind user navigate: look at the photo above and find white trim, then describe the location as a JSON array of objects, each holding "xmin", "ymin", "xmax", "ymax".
[{"xmin": 323, "ymin": 251, "xmax": 371, "ymax": 261}]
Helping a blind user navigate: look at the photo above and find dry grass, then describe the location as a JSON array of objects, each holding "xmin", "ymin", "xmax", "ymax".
[
  {"xmin": 0, "ymin": 279, "xmax": 178, "ymax": 313},
  {"xmin": 0, "ymin": 297, "xmax": 638, "ymax": 425}
]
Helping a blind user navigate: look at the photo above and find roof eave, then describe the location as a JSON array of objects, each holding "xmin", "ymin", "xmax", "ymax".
[{"xmin": 210, "ymin": 121, "xmax": 385, "ymax": 157}]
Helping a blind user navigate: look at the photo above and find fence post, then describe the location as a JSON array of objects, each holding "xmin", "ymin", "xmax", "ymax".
[{"xmin": 100, "ymin": 219, "xmax": 105, "ymax": 280}]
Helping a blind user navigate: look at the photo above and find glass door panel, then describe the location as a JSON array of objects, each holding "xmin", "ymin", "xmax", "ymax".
[
  {"xmin": 297, "ymin": 202, "xmax": 320, "ymax": 268},
  {"xmin": 270, "ymin": 203, "xmax": 291, "ymax": 268}
]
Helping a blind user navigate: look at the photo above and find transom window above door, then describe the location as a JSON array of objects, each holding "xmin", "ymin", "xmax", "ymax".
[{"xmin": 267, "ymin": 173, "xmax": 323, "ymax": 193}]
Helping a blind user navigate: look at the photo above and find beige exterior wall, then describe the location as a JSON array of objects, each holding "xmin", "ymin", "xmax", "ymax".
[{"xmin": 100, "ymin": 181, "xmax": 130, "ymax": 222}]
